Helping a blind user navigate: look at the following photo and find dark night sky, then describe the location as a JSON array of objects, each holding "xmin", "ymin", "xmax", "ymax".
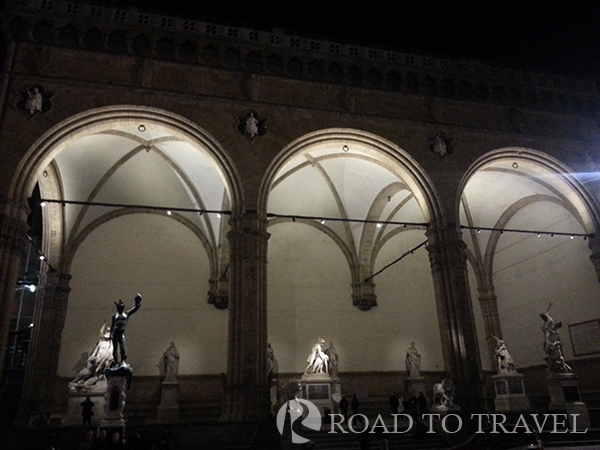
[{"xmin": 119, "ymin": 0, "xmax": 600, "ymax": 83}]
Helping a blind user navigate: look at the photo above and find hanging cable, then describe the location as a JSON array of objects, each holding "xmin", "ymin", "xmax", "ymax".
[
  {"xmin": 267, "ymin": 212, "xmax": 429, "ymax": 228},
  {"xmin": 461, "ymin": 225, "xmax": 593, "ymax": 239},
  {"xmin": 26, "ymin": 235, "xmax": 57, "ymax": 272},
  {"xmin": 40, "ymin": 198, "xmax": 232, "ymax": 217},
  {"xmin": 364, "ymin": 240, "xmax": 428, "ymax": 282}
]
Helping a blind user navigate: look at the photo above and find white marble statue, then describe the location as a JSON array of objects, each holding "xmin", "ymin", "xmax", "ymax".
[
  {"xmin": 324, "ymin": 341, "xmax": 339, "ymax": 377},
  {"xmin": 405, "ymin": 341, "xmax": 422, "ymax": 378},
  {"xmin": 305, "ymin": 337, "xmax": 329, "ymax": 374},
  {"xmin": 163, "ymin": 342, "xmax": 180, "ymax": 382},
  {"xmin": 69, "ymin": 322, "xmax": 114, "ymax": 392},
  {"xmin": 491, "ymin": 336, "xmax": 517, "ymax": 374},
  {"xmin": 429, "ymin": 132, "xmax": 447, "ymax": 157},
  {"xmin": 25, "ymin": 87, "xmax": 43, "ymax": 116},
  {"xmin": 540, "ymin": 302, "xmax": 572, "ymax": 373},
  {"xmin": 267, "ymin": 342, "xmax": 279, "ymax": 381},
  {"xmin": 432, "ymin": 377, "xmax": 459, "ymax": 411},
  {"xmin": 244, "ymin": 112, "xmax": 259, "ymax": 138}
]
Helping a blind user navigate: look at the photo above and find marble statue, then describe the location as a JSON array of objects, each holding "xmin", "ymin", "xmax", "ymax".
[
  {"xmin": 110, "ymin": 293, "xmax": 142, "ymax": 365},
  {"xmin": 69, "ymin": 322, "xmax": 114, "ymax": 391},
  {"xmin": 163, "ymin": 342, "xmax": 180, "ymax": 382},
  {"xmin": 540, "ymin": 302, "xmax": 572, "ymax": 373},
  {"xmin": 267, "ymin": 342, "xmax": 277, "ymax": 380},
  {"xmin": 25, "ymin": 87, "xmax": 43, "ymax": 116},
  {"xmin": 305, "ymin": 336, "xmax": 329, "ymax": 374},
  {"xmin": 432, "ymin": 377, "xmax": 459, "ymax": 411},
  {"xmin": 324, "ymin": 341, "xmax": 339, "ymax": 377},
  {"xmin": 405, "ymin": 341, "xmax": 422, "ymax": 378},
  {"xmin": 244, "ymin": 112, "xmax": 259, "ymax": 138},
  {"xmin": 491, "ymin": 336, "xmax": 517, "ymax": 374},
  {"xmin": 429, "ymin": 132, "xmax": 447, "ymax": 157}
]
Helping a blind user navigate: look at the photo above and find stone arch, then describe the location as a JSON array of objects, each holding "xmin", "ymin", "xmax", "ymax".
[
  {"xmin": 259, "ymin": 129, "xmax": 441, "ymax": 223},
  {"xmin": 459, "ymin": 147, "xmax": 600, "ymax": 369},
  {"xmin": 11, "ymin": 106, "xmax": 242, "ymax": 395},
  {"xmin": 11, "ymin": 105, "xmax": 244, "ymax": 267},
  {"xmin": 261, "ymin": 129, "xmax": 445, "ymax": 374},
  {"xmin": 458, "ymin": 148, "xmax": 600, "ymax": 233}
]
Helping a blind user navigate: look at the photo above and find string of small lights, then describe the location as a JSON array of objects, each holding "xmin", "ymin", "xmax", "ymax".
[
  {"xmin": 35, "ymin": 199, "xmax": 594, "ymax": 281},
  {"xmin": 461, "ymin": 225, "xmax": 593, "ymax": 240}
]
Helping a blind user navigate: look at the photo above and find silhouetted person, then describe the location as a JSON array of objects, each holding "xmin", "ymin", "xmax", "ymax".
[
  {"xmin": 389, "ymin": 393, "xmax": 399, "ymax": 414},
  {"xmin": 77, "ymin": 429, "xmax": 95, "ymax": 450},
  {"xmin": 409, "ymin": 395, "xmax": 418, "ymax": 417},
  {"xmin": 351, "ymin": 394, "xmax": 362, "ymax": 425},
  {"xmin": 339, "ymin": 395, "xmax": 349, "ymax": 420},
  {"xmin": 93, "ymin": 429, "xmax": 109, "ymax": 450},
  {"xmin": 80, "ymin": 396, "xmax": 94, "ymax": 426},
  {"xmin": 418, "ymin": 392, "xmax": 428, "ymax": 415}
]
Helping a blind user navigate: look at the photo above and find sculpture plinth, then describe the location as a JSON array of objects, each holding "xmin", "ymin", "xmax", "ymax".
[
  {"xmin": 404, "ymin": 377, "xmax": 427, "ymax": 399},
  {"xmin": 100, "ymin": 364, "xmax": 132, "ymax": 428},
  {"xmin": 492, "ymin": 373, "xmax": 531, "ymax": 411},
  {"xmin": 547, "ymin": 373, "xmax": 590, "ymax": 430},
  {"xmin": 300, "ymin": 373, "xmax": 335, "ymax": 417},
  {"xmin": 157, "ymin": 382, "xmax": 180, "ymax": 423},
  {"xmin": 66, "ymin": 391, "xmax": 106, "ymax": 426}
]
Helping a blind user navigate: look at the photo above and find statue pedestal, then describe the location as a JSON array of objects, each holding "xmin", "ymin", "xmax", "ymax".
[
  {"xmin": 492, "ymin": 373, "xmax": 531, "ymax": 411},
  {"xmin": 404, "ymin": 377, "xmax": 427, "ymax": 398},
  {"xmin": 157, "ymin": 382, "xmax": 180, "ymax": 423},
  {"xmin": 547, "ymin": 373, "xmax": 590, "ymax": 430},
  {"xmin": 66, "ymin": 388, "xmax": 106, "ymax": 426},
  {"xmin": 301, "ymin": 373, "xmax": 335, "ymax": 417},
  {"xmin": 330, "ymin": 378, "xmax": 342, "ymax": 406},
  {"xmin": 100, "ymin": 364, "xmax": 132, "ymax": 428}
]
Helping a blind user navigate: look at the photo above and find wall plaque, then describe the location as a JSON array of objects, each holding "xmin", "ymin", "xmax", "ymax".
[{"xmin": 569, "ymin": 319, "xmax": 600, "ymax": 356}]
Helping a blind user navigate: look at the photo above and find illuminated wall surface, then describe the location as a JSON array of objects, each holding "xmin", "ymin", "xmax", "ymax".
[{"xmin": 1, "ymin": 0, "xmax": 600, "ymax": 424}]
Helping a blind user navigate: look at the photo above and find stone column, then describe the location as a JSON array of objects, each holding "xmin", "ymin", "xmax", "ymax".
[
  {"xmin": 0, "ymin": 196, "xmax": 30, "ymax": 376},
  {"xmin": 426, "ymin": 224, "xmax": 484, "ymax": 412},
  {"xmin": 18, "ymin": 271, "xmax": 71, "ymax": 424},
  {"xmin": 478, "ymin": 288, "xmax": 503, "ymax": 368},
  {"xmin": 220, "ymin": 212, "xmax": 271, "ymax": 422},
  {"xmin": 587, "ymin": 236, "xmax": 600, "ymax": 283}
]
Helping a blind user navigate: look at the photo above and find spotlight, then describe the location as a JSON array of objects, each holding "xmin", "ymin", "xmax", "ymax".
[
  {"xmin": 342, "ymin": 145, "xmax": 349, "ymax": 152},
  {"xmin": 39, "ymin": 255, "xmax": 45, "ymax": 261},
  {"xmin": 512, "ymin": 162, "xmax": 519, "ymax": 169},
  {"xmin": 167, "ymin": 210, "xmax": 172, "ymax": 215},
  {"xmin": 217, "ymin": 213, "xmax": 222, "ymax": 218},
  {"xmin": 477, "ymin": 229, "xmax": 481, "ymax": 234},
  {"xmin": 40, "ymin": 202, "xmax": 46, "ymax": 207},
  {"xmin": 28, "ymin": 285, "xmax": 36, "ymax": 293},
  {"xmin": 570, "ymin": 235, "xmax": 574, "ymax": 239},
  {"xmin": 320, "ymin": 219, "xmax": 326, "ymax": 225},
  {"xmin": 377, "ymin": 223, "xmax": 382, "ymax": 228},
  {"xmin": 537, "ymin": 233, "xmax": 541, "ymax": 237},
  {"xmin": 138, "ymin": 124, "xmax": 146, "ymax": 132}
]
